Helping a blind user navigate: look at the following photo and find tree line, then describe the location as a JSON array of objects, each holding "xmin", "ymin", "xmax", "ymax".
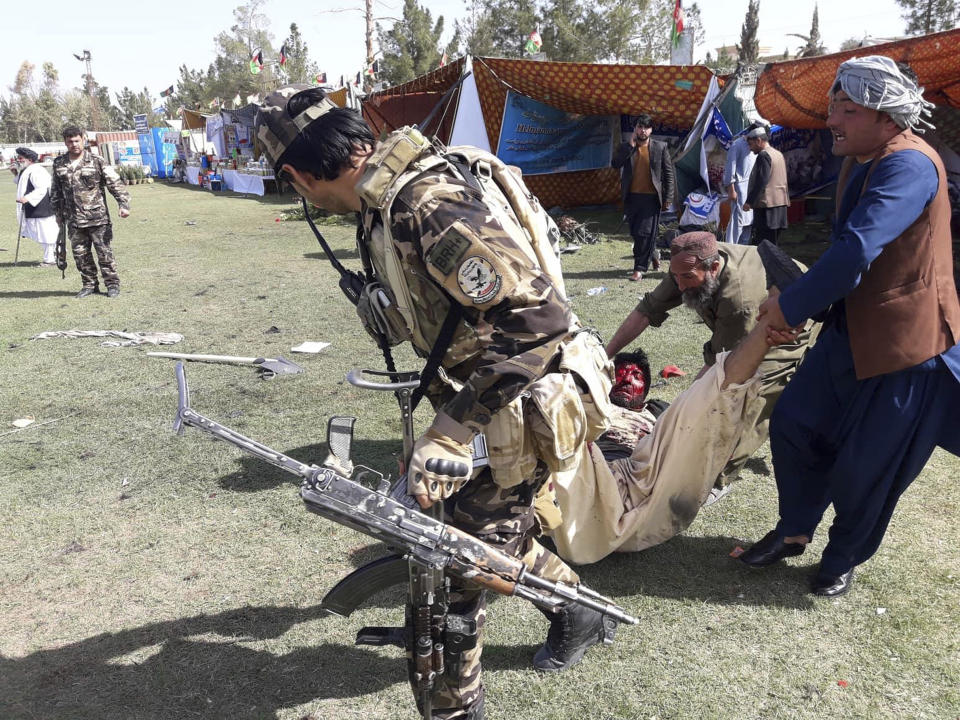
[{"xmin": 2, "ymin": 0, "xmax": 956, "ymax": 143}]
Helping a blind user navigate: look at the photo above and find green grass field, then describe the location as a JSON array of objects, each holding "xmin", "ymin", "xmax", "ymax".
[{"xmin": 1, "ymin": 181, "xmax": 957, "ymax": 720}]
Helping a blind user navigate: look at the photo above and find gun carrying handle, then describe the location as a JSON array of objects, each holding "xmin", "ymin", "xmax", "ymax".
[
  {"xmin": 346, "ymin": 367, "xmax": 420, "ymax": 392},
  {"xmin": 347, "ymin": 368, "xmax": 421, "ymax": 463}
]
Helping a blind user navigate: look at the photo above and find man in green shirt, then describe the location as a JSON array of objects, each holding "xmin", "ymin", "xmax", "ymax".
[{"xmin": 605, "ymin": 232, "xmax": 818, "ymax": 497}]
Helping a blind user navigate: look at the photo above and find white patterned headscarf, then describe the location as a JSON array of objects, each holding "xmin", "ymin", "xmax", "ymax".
[{"xmin": 831, "ymin": 55, "xmax": 935, "ymax": 132}]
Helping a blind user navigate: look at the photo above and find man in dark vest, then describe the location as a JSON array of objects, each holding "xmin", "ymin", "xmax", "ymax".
[
  {"xmin": 14, "ymin": 147, "xmax": 59, "ymax": 267},
  {"xmin": 612, "ymin": 114, "xmax": 675, "ymax": 281},
  {"xmin": 743, "ymin": 125, "xmax": 788, "ymax": 245},
  {"xmin": 740, "ymin": 56, "xmax": 960, "ymax": 597}
]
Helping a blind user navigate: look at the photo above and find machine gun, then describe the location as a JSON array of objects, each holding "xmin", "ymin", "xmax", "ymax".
[{"xmin": 170, "ymin": 363, "xmax": 637, "ymax": 718}]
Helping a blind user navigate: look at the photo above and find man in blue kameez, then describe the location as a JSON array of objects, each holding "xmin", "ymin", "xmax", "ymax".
[{"xmin": 738, "ymin": 56, "xmax": 960, "ymax": 597}]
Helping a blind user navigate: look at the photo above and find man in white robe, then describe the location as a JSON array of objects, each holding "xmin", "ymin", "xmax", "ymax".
[{"xmin": 15, "ymin": 148, "xmax": 60, "ymax": 266}]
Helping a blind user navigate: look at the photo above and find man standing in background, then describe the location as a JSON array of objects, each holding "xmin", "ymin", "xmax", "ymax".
[
  {"xmin": 723, "ymin": 127, "xmax": 757, "ymax": 244},
  {"xmin": 612, "ymin": 114, "xmax": 675, "ymax": 281},
  {"xmin": 14, "ymin": 148, "xmax": 59, "ymax": 267},
  {"xmin": 743, "ymin": 126, "xmax": 788, "ymax": 245},
  {"xmin": 51, "ymin": 126, "xmax": 130, "ymax": 298}
]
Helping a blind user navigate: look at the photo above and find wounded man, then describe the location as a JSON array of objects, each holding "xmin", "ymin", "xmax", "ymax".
[{"xmin": 550, "ymin": 304, "xmax": 800, "ymax": 564}]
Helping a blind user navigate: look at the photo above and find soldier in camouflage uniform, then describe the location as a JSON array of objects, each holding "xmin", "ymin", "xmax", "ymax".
[
  {"xmin": 256, "ymin": 86, "xmax": 618, "ymax": 720},
  {"xmin": 51, "ymin": 126, "xmax": 131, "ymax": 298}
]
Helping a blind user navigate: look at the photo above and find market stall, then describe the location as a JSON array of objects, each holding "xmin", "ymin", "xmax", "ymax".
[{"xmin": 221, "ymin": 169, "xmax": 275, "ymax": 195}]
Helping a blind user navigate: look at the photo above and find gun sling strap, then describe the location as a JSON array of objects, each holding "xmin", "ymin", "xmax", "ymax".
[{"xmin": 302, "ymin": 197, "xmax": 461, "ymax": 412}]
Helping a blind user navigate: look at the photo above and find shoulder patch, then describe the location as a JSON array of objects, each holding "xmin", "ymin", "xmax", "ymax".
[
  {"xmin": 457, "ymin": 255, "xmax": 502, "ymax": 304},
  {"xmin": 426, "ymin": 229, "xmax": 471, "ymax": 275}
]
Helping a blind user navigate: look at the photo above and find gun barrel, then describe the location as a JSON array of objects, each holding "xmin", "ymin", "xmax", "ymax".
[{"xmin": 519, "ymin": 571, "xmax": 639, "ymax": 625}]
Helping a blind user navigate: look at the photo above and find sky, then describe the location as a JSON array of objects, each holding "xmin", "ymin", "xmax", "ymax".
[{"xmin": 5, "ymin": 0, "xmax": 911, "ymax": 107}]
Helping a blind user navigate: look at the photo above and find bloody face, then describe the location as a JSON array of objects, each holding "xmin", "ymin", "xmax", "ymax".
[{"xmin": 611, "ymin": 359, "xmax": 648, "ymax": 410}]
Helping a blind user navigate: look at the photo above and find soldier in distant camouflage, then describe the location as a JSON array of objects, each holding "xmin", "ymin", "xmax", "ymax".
[
  {"xmin": 256, "ymin": 86, "xmax": 618, "ymax": 720},
  {"xmin": 51, "ymin": 126, "xmax": 131, "ymax": 298}
]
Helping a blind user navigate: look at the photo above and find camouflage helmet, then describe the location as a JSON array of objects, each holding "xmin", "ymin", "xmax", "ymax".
[{"xmin": 255, "ymin": 84, "xmax": 340, "ymax": 170}]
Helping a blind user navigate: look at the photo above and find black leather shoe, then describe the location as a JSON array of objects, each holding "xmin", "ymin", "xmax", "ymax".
[
  {"xmin": 76, "ymin": 287, "xmax": 99, "ymax": 299},
  {"xmin": 106, "ymin": 287, "xmax": 120, "ymax": 298},
  {"xmin": 739, "ymin": 530, "xmax": 806, "ymax": 568},
  {"xmin": 811, "ymin": 568, "xmax": 854, "ymax": 597}
]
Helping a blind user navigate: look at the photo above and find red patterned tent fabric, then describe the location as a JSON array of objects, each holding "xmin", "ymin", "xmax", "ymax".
[
  {"xmin": 472, "ymin": 57, "xmax": 716, "ymax": 206},
  {"xmin": 361, "ymin": 57, "xmax": 715, "ymax": 208},
  {"xmin": 326, "ymin": 87, "xmax": 349, "ymax": 108},
  {"xmin": 363, "ymin": 58, "xmax": 467, "ymax": 142},
  {"xmin": 755, "ymin": 29, "xmax": 960, "ymax": 130}
]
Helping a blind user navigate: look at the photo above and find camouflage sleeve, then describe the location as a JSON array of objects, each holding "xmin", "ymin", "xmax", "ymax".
[
  {"xmin": 634, "ymin": 275, "xmax": 682, "ymax": 327},
  {"xmin": 101, "ymin": 161, "xmax": 130, "ymax": 211},
  {"xmin": 50, "ymin": 162, "xmax": 64, "ymax": 224},
  {"xmin": 392, "ymin": 178, "xmax": 573, "ymax": 433}
]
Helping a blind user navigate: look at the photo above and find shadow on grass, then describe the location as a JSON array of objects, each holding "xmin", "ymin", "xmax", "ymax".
[
  {"xmin": 0, "ymin": 602, "xmax": 538, "ymax": 719},
  {"xmin": 572, "ymin": 535, "xmax": 817, "ymax": 610},
  {"xmin": 304, "ymin": 248, "xmax": 360, "ymax": 261},
  {"xmin": 565, "ymin": 268, "xmax": 668, "ymax": 281},
  {"xmin": 0, "ymin": 288, "xmax": 76, "ymax": 298},
  {"xmin": 743, "ymin": 456, "xmax": 772, "ymax": 476},
  {"xmin": 217, "ymin": 439, "xmax": 401, "ymax": 493},
  {"xmin": 0, "ymin": 604, "xmax": 417, "ymax": 720},
  {"xmin": 165, "ymin": 181, "xmax": 296, "ymax": 205},
  {"xmin": 564, "ymin": 268, "xmax": 633, "ymax": 281}
]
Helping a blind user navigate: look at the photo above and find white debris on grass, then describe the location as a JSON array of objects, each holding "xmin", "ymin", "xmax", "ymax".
[
  {"xmin": 291, "ymin": 341, "xmax": 331, "ymax": 353},
  {"xmin": 31, "ymin": 330, "xmax": 185, "ymax": 347}
]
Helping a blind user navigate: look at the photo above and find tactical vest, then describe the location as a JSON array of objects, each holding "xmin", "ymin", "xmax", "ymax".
[
  {"xmin": 355, "ymin": 128, "xmax": 614, "ymax": 486},
  {"xmin": 355, "ymin": 126, "xmax": 570, "ymax": 354}
]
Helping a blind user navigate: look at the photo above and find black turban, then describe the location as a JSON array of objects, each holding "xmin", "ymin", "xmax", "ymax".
[{"xmin": 15, "ymin": 147, "xmax": 38, "ymax": 162}]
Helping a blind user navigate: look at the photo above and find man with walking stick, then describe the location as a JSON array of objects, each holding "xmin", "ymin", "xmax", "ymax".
[{"xmin": 14, "ymin": 147, "xmax": 60, "ymax": 267}]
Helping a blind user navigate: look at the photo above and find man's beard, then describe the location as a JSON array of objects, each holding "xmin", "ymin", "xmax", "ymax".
[{"xmin": 681, "ymin": 272, "xmax": 720, "ymax": 313}]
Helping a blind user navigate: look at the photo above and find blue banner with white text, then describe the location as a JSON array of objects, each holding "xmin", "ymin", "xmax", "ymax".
[{"xmin": 497, "ymin": 91, "xmax": 614, "ymax": 175}]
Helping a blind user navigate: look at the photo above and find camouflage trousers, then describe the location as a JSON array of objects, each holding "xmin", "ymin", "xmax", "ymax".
[
  {"xmin": 409, "ymin": 461, "xmax": 579, "ymax": 720},
  {"xmin": 70, "ymin": 223, "xmax": 119, "ymax": 289}
]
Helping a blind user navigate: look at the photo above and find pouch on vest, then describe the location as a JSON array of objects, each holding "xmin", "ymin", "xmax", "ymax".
[
  {"xmin": 358, "ymin": 127, "xmax": 434, "ymax": 210},
  {"xmin": 355, "ymin": 282, "xmax": 412, "ymax": 346},
  {"xmin": 559, "ymin": 331, "xmax": 614, "ymax": 442},
  {"xmin": 483, "ymin": 394, "xmax": 538, "ymax": 489},
  {"xmin": 527, "ymin": 372, "xmax": 586, "ymax": 473}
]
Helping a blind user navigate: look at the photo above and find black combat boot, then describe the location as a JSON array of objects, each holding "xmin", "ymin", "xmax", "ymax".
[
  {"xmin": 533, "ymin": 603, "xmax": 616, "ymax": 672},
  {"xmin": 433, "ymin": 695, "xmax": 484, "ymax": 720}
]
